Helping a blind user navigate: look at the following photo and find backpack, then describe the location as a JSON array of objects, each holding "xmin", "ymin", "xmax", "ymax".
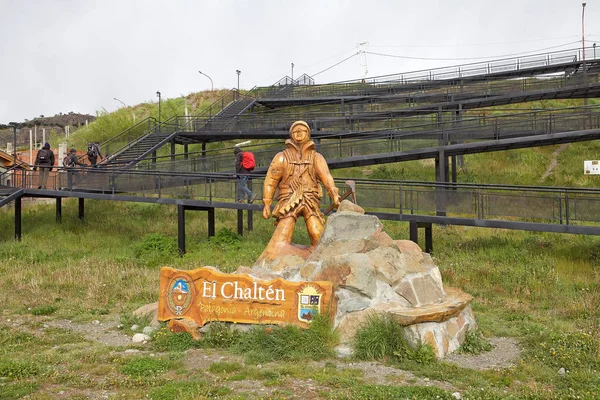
[
  {"xmin": 87, "ymin": 142, "xmax": 98, "ymax": 157},
  {"xmin": 38, "ymin": 148, "xmax": 51, "ymax": 161},
  {"xmin": 241, "ymin": 151, "xmax": 255, "ymax": 171},
  {"xmin": 62, "ymin": 155, "xmax": 72, "ymax": 167}
]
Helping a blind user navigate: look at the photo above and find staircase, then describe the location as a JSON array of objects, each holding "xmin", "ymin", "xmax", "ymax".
[
  {"xmin": 103, "ymin": 132, "xmax": 175, "ymax": 167},
  {"xmin": 200, "ymin": 97, "xmax": 256, "ymax": 132},
  {"xmin": 103, "ymin": 92, "xmax": 257, "ymax": 168},
  {"xmin": 0, "ymin": 187, "xmax": 23, "ymax": 208}
]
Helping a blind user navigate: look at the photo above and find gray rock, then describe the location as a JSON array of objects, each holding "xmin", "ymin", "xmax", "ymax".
[
  {"xmin": 132, "ymin": 333, "xmax": 150, "ymax": 343},
  {"xmin": 142, "ymin": 326, "xmax": 156, "ymax": 336},
  {"xmin": 334, "ymin": 344, "xmax": 354, "ymax": 358}
]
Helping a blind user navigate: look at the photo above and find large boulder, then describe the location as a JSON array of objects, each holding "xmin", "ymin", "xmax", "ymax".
[{"xmin": 251, "ymin": 200, "xmax": 476, "ymax": 358}]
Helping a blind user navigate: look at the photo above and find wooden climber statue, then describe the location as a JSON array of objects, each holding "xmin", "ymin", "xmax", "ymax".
[{"xmin": 257, "ymin": 121, "xmax": 340, "ymax": 267}]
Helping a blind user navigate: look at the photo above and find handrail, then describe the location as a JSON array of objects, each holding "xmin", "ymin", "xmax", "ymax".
[{"xmin": 254, "ymin": 47, "xmax": 600, "ymax": 100}]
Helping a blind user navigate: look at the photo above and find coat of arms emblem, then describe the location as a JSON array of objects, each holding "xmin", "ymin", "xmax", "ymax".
[
  {"xmin": 296, "ymin": 285, "xmax": 323, "ymax": 323},
  {"xmin": 167, "ymin": 276, "xmax": 193, "ymax": 316}
]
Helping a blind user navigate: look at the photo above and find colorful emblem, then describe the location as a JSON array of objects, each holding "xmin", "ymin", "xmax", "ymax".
[
  {"xmin": 297, "ymin": 285, "xmax": 322, "ymax": 323},
  {"xmin": 167, "ymin": 276, "xmax": 193, "ymax": 316}
]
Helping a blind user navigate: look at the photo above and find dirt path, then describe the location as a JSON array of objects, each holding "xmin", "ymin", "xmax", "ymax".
[{"xmin": 540, "ymin": 143, "xmax": 570, "ymax": 181}]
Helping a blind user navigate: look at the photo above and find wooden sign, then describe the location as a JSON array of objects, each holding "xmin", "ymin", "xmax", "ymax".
[{"xmin": 158, "ymin": 266, "xmax": 335, "ymax": 328}]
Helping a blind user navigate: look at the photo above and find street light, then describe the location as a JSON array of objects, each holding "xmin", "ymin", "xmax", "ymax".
[
  {"xmin": 582, "ymin": 3, "xmax": 587, "ymax": 65},
  {"xmin": 236, "ymin": 69, "xmax": 241, "ymax": 92},
  {"xmin": 9, "ymin": 122, "xmax": 20, "ymax": 169},
  {"xmin": 594, "ymin": 43, "xmax": 597, "ymax": 59},
  {"xmin": 198, "ymin": 70, "xmax": 214, "ymax": 91},
  {"xmin": 291, "ymin": 62, "xmax": 294, "ymax": 83},
  {"xmin": 114, "ymin": 97, "xmax": 127, "ymax": 108},
  {"xmin": 156, "ymin": 91, "xmax": 161, "ymax": 122}
]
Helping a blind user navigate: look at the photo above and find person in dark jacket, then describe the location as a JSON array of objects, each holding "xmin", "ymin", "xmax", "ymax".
[
  {"xmin": 234, "ymin": 146, "xmax": 256, "ymax": 203},
  {"xmin": 63, "ymin": 148, "xmax": 85, "ymax": 188},
  {"xmin": 33, "ymin": 142, "xmax": 55, "ymax": 189}
]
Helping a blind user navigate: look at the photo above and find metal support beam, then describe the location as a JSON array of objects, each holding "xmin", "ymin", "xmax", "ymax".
[
  {"xmin": 409, "ymin": 220, "xmax": 418, "ymax": 244},
  {"xmin": 184, "ymin": 144, "xmax": 189, "ymax": 160},
  {"xmin": 56, "ymin": 197, "xmax": 62, "ymax": 223},
  {"xmin": 78, "ymin": 197, "xmax": 84, "ymax": 220},
  {"xmin": 424, "ymin": 223, "xmax": 433, "ymax": 253},
  {"xmin": 247, "ymin": 210, "xmax": 253, "ymax": 232},
  {"xmin": 14, "ymin": 196, "xmax": 21, "ymax": 241},
  {"xmin": 176, "ymin": 205, "xmax": 217, "ymax": 255},
  {"xmin": 435, "ymin": 149, "xmax": 447, "ymax": 216},
  {"xmin": 408, "ymin": 220, "xmax": 433, "ymax": 253},
  {"xmin": 237, "ymin": 209, "xmax": 244, "ymax": 235},
  {"xmin": 170, "ymin": 140, "xmax": 176, "ymax": 162},
  {"xmin": 208, "ymin": 207, "xmax": 215, "ymax": 236}
]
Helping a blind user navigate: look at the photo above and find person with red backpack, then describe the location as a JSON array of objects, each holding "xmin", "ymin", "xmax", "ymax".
[{"xmin": 234, "ymin": 146, "xmax": 257, "ymax": 203}]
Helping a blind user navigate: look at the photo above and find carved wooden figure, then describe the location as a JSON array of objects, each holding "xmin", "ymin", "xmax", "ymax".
[{"xmin": 258, "ymin": 121, "xmax": 340, "ymax": 265}]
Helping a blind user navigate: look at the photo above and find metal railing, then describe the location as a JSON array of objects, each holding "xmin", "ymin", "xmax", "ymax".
[
  {"xmin": 4, "ymin": 168, "xmax": 600, "ymax": 232},
  {"xmin": 254, "ymin": 47, "xmax": 599, "ymax": 99},
  {"xmin": 115, "ymin": 105, "xmax": 600, "ymax": 174}
]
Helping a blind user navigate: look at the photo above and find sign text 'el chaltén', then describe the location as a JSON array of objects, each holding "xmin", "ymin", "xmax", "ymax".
[{"xmin": 158, "ymin": 267, "xmax": 335, "ymax": 328}]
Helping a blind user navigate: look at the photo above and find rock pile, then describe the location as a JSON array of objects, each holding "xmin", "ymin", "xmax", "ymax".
[{"xmin": 255, "ymin": 200, "xmax": 477, "ymax": 358}]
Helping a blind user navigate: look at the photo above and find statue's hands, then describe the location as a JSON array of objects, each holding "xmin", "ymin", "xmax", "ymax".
[
  {"xmin": 333, "ymin": 194, "xmax": 341, "ymax": 209},
  {"xmin": 262, "ymin": 200, "xmax": 272, "ymax": 219}
]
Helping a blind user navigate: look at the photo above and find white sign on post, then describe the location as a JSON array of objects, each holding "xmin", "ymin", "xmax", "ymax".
[{"xmin": 584, "ymin": 160, "xmax": 600, "ymax": 175}]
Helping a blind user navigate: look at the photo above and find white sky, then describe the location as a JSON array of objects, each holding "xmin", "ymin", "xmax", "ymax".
[{"xmin": 1, "ymin": 0, "xmax": 598, "ymax": 123}]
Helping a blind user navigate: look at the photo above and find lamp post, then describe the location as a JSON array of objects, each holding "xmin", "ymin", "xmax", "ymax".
[
  {"xmin": 235, "ymin": 70, "xmax": 241, "ymax": 100},
  {"xmin": 156, "ymin": 91, "xmax": 161, "ymax": 122},
  {"xmin": 594, "ymin": 43, "xmax": 597, "ymax": 59},
  {"xmin": 9, "ymin": 122, "xmax": 19, "ymax": 169},
  {"xmin": 582, "ymin": 3, "xmax": 587, "ymax": 65},
  {"xmin": 114, "ymin": 97, "xmax": 127, "ymax": 108},
  {"xmin": 198, "ymin": 71, "xmax": 214, "ymax": 91},
  {"xmin": 291, "ymin": 62, "xmax": 294, "ymax": 83}
]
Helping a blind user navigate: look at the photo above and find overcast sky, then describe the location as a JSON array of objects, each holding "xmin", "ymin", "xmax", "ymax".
[{"xmin": 1, "ymin": 0, "xmax": 598, "ymax": 123}]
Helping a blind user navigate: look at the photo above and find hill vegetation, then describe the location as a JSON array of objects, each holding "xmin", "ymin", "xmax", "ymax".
[{"xmin": 0, "ymin": 89, "xmax": 599, "ymax": 399}]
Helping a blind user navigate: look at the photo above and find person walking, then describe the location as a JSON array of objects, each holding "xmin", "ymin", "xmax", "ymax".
[
  {"xmin": 234, "ymin": 146, "xmax": 257, "ymax": 203},
  {"xmin": 62, "ymin": 148, "xmax": 85, "ymax": 188},
  {"xmin": 33, "ymin": 142, "xmax": 55, "ymax": 189},
  {"xmin": 87, "ymin": 141, "xmax": 103, "ymax": 167}
]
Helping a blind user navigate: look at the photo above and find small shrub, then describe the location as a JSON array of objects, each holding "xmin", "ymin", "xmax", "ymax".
[
  {"xmin": 234, "ymin": 314, "xmax": 337, "ymax": 363},
  {"xmin": 458, "ymin": 330, "xmax": 493, "ymax": 355},
  {"xmin": 149, "ymin": 381, "xmax": 211, "ymax": 400},
  {"xmin": 528, "ymin": 331, "xmax": 600, "ymax": 370},
  {"xmin": 29, "ymin": 305, "xmax": 57, "ymax": 316},
  {"xmin": 208, "ymin": 361, "xmax": 243, "ymax": 374},
  {"xmin": 208, "ymin": 228, "xmax": 242, "ymax": 247},
  {"xmin": 353, "ymin": 314, "xmax": 435, "ymax": 364},
  {"xmin": 121, "ymin": 357, "xmax": 173, "ymax": 377},
  {"xmin": 201, "ymin": 322, "xmax": 241, "ymax": 348},
  {"xmin": 134, "ymin": 233, "xmax": 178, "ymax": 258},
  {"xmin": 0, "ymin": 359, "xmax": 41, "ymax": 379},
  {"xmin": 0, "ymin": 382, "xmax": 40, "ymax": 399},
  {"xmin": 151, "ymin": 326, "xmax": 199, "ymax": 352},
  {"xmin": 340, "ymin": 384, "xmax": 454, "ymax": 399}
]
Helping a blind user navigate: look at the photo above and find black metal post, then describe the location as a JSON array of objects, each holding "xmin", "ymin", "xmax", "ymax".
[
  {"xmin": 208, "ymin": 208, "xmax": 215, "ymax": 236},
  {"xmin": 56, "ymin": 198, "xmax": 62, "ymax": 223},
  {"xmin": 78, "ymin": 198, "xmax": 84, "ymax": 220},
  {"xmin": 15, "ymin": 196, "xmax": 21, "ymax": 241},
  {"xmin": 237, "ymin": 209, "xmax": 244, "ymax": 235}
]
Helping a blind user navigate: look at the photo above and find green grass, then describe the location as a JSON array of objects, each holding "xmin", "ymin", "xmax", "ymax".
[
  {"xmin": 2, "ymin": 94, "xmax": 600, "ymax": 398},
  {"xmin": 1, "ymin": 198, "xmax": 600, "ymax": 398}
]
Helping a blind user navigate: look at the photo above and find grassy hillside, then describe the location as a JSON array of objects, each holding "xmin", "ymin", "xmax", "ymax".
[{"xmin": 1, "ymin": 93, "xmax": 599, "ymax": 399}]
